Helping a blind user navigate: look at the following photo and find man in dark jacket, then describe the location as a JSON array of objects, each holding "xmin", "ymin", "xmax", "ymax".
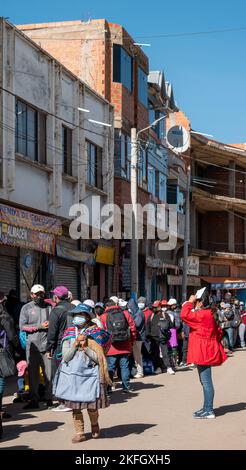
[
  {"xmin": 146, "ymin": 300, "xmax": 174, "ymax": 374},
  {"xmin": 19, "ymin": 284, "xmax": 53, "ymax": 409},
  {"xmin": 127, "ymin": 298, "xmax": 146, "ymax": 378},
  {"xmin": 46, "ymin": 285, "xmax": 73, "ymax": 412}
]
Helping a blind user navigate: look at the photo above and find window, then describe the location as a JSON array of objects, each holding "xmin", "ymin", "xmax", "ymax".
[
  {"xmin": 148, "ymin": 102, "xmax": 165, "ymax": 139},
  {"xmin": 87, "ymin": 141, "xmax": 103, "ymax": 189},
  {"xmin": 167, "ymin": 182, "xmax": 178, "ymax": 204},
  {"xmin": 62, "ymin": 126, "xmax": 72, "ymax": 176},
  {"xmin": 15, "ymin": 100, "xmax": 46, "ymax": 163},
  {"xmin": 138, "ymin": 67, "xmax": 148, "ymax": 107},
  {"xmin": 159, "ymin": 173, "xmax": 166, "ymax": 202},
  {"xmin": 148, "ymin": 165, "xmax": 155, "ymax": 196},
  {"xmin": 113, "ymin": 44, "xmax": 133, "ymax": 92},
  {"xmin": 114, "ymin": 132, "xmax": 131, "ymax": 180},
  {"xmin": 148, "ymin": 101, "xmax": 155, "ymax": 125},
  {"xmin": 16, "ymin": 100, "xmax": 37, "ymax": 161}
]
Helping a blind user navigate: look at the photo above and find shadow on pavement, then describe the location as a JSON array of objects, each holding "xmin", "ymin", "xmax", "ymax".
[
  {"xmin": 109, "ymin": 382, "xmax": 164, "ymax": 404},
  {"xmin": 0, "ymin": 421, "xmax": 64, "ymax": 443},
  {"xmin": 215, "ymin": 402, "xmax": 246, "ymax": 416},
  {"xmin": 0, "ymin": 445, "xmax": 32, "ymax": 450},
  {"xmin": 2, "ymin": 412, "xmax": 36, "ymax": 422},
  {"xmin": 101, "ymin": 422, "xmax": 156, "ymax": 439}
]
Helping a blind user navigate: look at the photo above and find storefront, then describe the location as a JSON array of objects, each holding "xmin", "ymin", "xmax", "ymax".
[
  {"xmin": 200, "ymin": 277, "xmax": 246, "ymax": 303},
  {"xmin": 0, "ymin": 203, "xmax": 62, "ymax": 301}
]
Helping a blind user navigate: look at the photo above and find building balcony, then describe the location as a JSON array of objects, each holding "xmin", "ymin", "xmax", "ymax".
[{"xmin": 192, "ymin": 187, "xmax": 246, "ymax": 214}]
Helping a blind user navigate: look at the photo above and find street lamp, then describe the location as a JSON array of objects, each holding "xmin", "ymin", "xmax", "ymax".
[{"xmin": 130, "ymin": 115, "xmax": 166, "ymax": 298}]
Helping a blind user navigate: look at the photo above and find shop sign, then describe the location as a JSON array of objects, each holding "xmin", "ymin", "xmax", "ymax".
[
  {"xmin": 56, "ymin": 241, "xmax": 95, "ymax": 265},
  {"xmin": 168, "ymin": 275, "xmax": 201, "ymax": 286},
  {"xmin": 0, "ymin": 203, "xmax": 62, "ymax": 235},
  {"xmin": 180, "ymin": 256, "xmax": 199, "ymax": 276},
  {"xmin": 0, "ymin": 222, "xmax": 55, "ymax": 254},
  {"xmin": 95, "ymin": 246, "xmax": 115, "ymax": 265},
  {"xmin": 211, "ymin": 282, "xmax": 246, "ymax": 290}
]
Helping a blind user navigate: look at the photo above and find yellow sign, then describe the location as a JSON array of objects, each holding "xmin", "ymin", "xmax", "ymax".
[{"xmin": 95, "ymin": 246, "xmax": 115, "ymax": 265}]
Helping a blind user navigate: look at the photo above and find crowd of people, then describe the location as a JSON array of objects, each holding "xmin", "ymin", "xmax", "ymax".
[{"xmin": 0, "ymin": 284, "xmax": 246, "ymax": 441}]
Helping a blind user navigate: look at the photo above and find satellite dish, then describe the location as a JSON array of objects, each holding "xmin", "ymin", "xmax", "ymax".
[{"xmin": 166, "ymin": 125, "xmax": 190, "ymax": 153}]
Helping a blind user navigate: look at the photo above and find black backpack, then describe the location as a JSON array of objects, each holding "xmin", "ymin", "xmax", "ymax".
[{"xmin": 106, "ymin": 309, "xmax": 130, "ymax": 343}]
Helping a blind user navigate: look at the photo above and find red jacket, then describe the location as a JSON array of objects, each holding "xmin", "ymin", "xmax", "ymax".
[
  {"xmin": 240, "ymin": 310, "xmax": 246, "ymax": 325},
  {"xmin": 143, "ymin": 307, "xmax": 152, "ymax": 323},
  {"xmin": 180, "ymin": 302, "xmax": 227, "ymax": 366},
  {"xmin": 100, "ymin": 306, "xmax": 137, "ymax": 356}
]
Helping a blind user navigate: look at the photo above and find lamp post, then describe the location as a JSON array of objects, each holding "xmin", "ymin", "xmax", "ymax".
[{"xmin": 130, "ymin": 115, "xmax": 166, "ymax": 298}]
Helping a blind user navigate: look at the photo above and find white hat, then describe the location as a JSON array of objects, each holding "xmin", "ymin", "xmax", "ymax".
[
  {"xmin": 118, "ymin": 298, "xmax": 127, "ymax": 307},
  {"xmin": 83, "ymin": 299, "xmax": 95, "ymax": 309},
  {"xmin": 71, "ymin": 300, "xmax": 81, "ymax": 306},
  {"xmin": 168, "ymin": 298, "xmax": 177, "ymax": 306},
  {"xmin": 31, "ymin": 284, "xmax": 45, "ymax": 294},
  {"xmin": 110, "ymin": 296, "xmax": 119, "ymax": 304}
]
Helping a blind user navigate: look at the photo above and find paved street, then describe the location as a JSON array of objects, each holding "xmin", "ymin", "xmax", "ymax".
[{"xmin": 0, "ymin": 350, "xmax": 246, "ymax": 450}]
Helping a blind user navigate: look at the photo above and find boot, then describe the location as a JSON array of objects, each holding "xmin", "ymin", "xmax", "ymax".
[
  {"xmin": 88, "ymin": 410, "xmax": 100, "ymax": 439},
  {"xmin": 72, "ymin": 409, "xmax": 86, "ymax": 443}
]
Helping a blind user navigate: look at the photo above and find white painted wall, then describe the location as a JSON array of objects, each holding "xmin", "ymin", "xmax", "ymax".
[{"xmin": 0, "ymin": 19, "xmax": 114, "ymax": 223}]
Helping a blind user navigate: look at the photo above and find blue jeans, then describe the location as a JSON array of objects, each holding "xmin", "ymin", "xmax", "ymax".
[
  {"xmin": 107, "ymin": 354, "xmax": 130, "ymax": 390},
  {"xmin": 197, "ymin": 365, "xmax": 214, "ymax": 412},
  {"xmin": 226, "ymin": 327, "xmax": 234, "ymax": 350},
  {"xmin": 0, "ymin": 377, "xmax": 5, "ymax": 410}
]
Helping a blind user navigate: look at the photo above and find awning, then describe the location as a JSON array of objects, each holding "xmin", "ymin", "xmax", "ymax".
[
  {"xmin": 56, "ymin": 241, "xmax": 95, "ymax": 265},
  {"xmin": 95, "ymin": 246, "xmax": 115, "ymax": 265},
  {"xmin": 201, "ymin": 277, "xmax": 246, "ymax": 290}
]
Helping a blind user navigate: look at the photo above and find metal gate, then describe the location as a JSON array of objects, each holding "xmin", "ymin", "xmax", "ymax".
[
  {"xmin": 55, "ymin": 261, "xmax": 79, "ymax": 299},
  {"xmin": 0, "ymin": 255, "xmax": 17, "ymax": 295}
]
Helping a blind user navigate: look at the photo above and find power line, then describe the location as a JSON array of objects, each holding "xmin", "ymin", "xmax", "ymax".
[{"xmin": 25, "ymin": 25, "xmax": 246, "ymax": 42}]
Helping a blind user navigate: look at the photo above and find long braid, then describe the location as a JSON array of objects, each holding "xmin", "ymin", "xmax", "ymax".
[{"xmin": 87, "ymin": 338, "xmax": 112, "ymax": 386}]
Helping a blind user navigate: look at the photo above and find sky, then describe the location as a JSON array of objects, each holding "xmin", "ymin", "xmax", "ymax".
[{"xmin": 1, "ymin": 0, "xmax": 246, "ymax": 143}]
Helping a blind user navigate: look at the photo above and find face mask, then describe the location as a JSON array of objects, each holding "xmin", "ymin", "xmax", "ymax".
[
  {"xmin": 161, "ymin": 307, "xmax": 167, "ymax": 312},
  {"xmin": 138, "ymin": 303, "xmax": 145, "ymax": 309},
  {"xmin": 72, "ymin": 316, "xmax": 87, "ymax": 328},
  {"xmin": 34, "ymin": 295, "xmax": 45, "ymax": 307}
]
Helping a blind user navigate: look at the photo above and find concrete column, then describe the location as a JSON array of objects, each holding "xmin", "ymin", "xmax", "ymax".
[{"xmin": 228, "ymin": 161, "xmax": 235, "ymax": 253}]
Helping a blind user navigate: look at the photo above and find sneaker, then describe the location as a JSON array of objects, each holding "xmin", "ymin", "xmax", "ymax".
[
  {"xmin": 154, "ymin": 367, "xmax": 162, "ymax": 375},
  {"xmin": 193, "ymin": 408, "xmax": 205, "ymax": 417},
  {"xmin": 194, "ymin": 410, "xmax": 215, "ymax": 419},
  {"xmin": 52, "ymin": 404, "xmax": 72, "ymax": 412},
  {"xmin": 133, "ymin": 373, "xmax": 144, "ymax": 379},
  {"xmin": 23, "ymin": 401, "xmax": 39, "ymax": 410},
  {"xmin": 122, "ymin": 388, "xmax": 136, "ymax": 394},
  {"xmin": 46, "ymin": 400, "xmax": 56, "ymax": 409},
  {"xmin": 167, "ymin": 368, "xmax": 175, "ymax": 375}
]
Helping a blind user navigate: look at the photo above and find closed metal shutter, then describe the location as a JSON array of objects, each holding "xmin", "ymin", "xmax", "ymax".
[
  {"xmin": 55, "ymin": 261, "xmax": 79, "ymax": 299},
  {"xmin": 0, "ymin": 255, "xmax": 17, "ymax": 294}
]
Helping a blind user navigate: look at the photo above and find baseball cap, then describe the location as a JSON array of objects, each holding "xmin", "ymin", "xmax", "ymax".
[
  {"xmin": 83, "ymin": 299, "xmax": 95, "ymax": 309},
  {"xmin": 51, "ymin": 286, "xmax": 68, "ymax": 297},
  {"xmin": 118, "ymin": 298, "xmax": 127, "ymax": 307},
  {"xmin": 71, "ymin": 303, "xmax": 93, "ymax": 317},
  {"xmin": 31, "ymin": 284, "xmax": 45, "ymax": 294},
  {"xmin": 110, "ymin": 296, "xmax": 119, "ymax": 304},
  {"xmin": 160, "ymin": 299, "xmax": 168, "ymax": 306},
  {"xmin": 152, "ymin": 300, "xmax": 161, "ymax": 308},
  {"xmin": 71, "ymin": 300, "xmax": 81, "ymax": 307},
  {"xmin": 224, "ymin": 303, "xmax": 231, "ymax": 309},
  {"xmin": 168, "ymin": 298, "xmax": 177, "ymax": 306},
  {"xmin": 95, "ymin": 302, "xmax": 104, "ymax": 309}
]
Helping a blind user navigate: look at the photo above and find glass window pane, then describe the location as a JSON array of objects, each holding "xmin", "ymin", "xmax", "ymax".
[
  {"xmin": 27, "ymin": 108, "xmax": 37, "ymax": 160},
  {"xmin": 138, "ymin": 67, "xmax": 147, "ymax": 107},
  {"xmin": 16, "ymin": 101, "xmax": 27, "ymax": 155}
]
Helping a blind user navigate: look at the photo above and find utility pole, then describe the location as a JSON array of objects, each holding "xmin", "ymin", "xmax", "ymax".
[
  {"xmin": 130, "ymin": 116, "xmax": 166, "ymax": 299},
  {"xmin": 131, "ymin": 128, "xmax": 138, "ymax": 298},
  {"xmin": 181, "ymin": 164, "xmax": 191, "ymax": 303}
]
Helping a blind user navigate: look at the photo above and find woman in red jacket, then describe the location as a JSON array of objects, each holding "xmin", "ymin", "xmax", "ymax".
[{"xmin": 181, "ymin": 294, "xmax": 227, "ymax": 419}]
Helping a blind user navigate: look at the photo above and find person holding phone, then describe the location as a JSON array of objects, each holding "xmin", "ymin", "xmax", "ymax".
[{"xmin": 181, "ymin": 292, "xmax": 227, "ymax": 419}]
